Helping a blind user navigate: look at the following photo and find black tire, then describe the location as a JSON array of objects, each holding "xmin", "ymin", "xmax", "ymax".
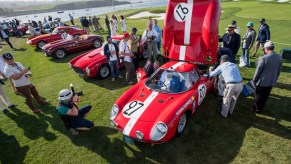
[
  {"xmin": 73, "ymin": 34, "xmax": 80, "ymax": 39},
  {"xmin": 97, "ymin": 65, "xmax": 110, "ymax": 79},
  {"xmin": 18, "ymin": 31, "xmax": 24, "ymax": 36},
  {"xmin": 93, "ymin": 38, "xmax": 102, "ymax": 48},
  {"xmin": 176, "ymin": 113, "xmax": 187, "ymax": 137},
  {"xmin": 37, "ymin": 41, "xmax": 47, "ymax": 49},
  {"xmin": 53, "ymin": 49, "xmax": 67, "ymax": 59}
]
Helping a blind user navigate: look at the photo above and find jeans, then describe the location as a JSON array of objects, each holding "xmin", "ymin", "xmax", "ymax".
[
  {"xmin": 156, "ymin": 40, "xmax": 161, "ymax": 53},
  {"xmin": 109, "ymin": 60, "xmax": 120, "ymax": 78},
  {"xmin": 106, "ymin": 25, "xmax": 111, "ymax": 36},
  {"xmin": 71, "ymin": 105, "xmax": 94, "ymax": 129},
  {"xmin": 241, "ymin": 48, "xmax": 250, "ymax": 66}
]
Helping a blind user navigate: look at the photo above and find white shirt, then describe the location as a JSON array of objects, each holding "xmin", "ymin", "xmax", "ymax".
[
  {"xmin": 4, "ymin": 62, "xmax": 31, "ymax": 87},
  {"xmin": 120, "ymin": 19, "xmax": 126, "ymax": 31},
  {"xmin": 142, "ymin": 29, "xmax": 158, "ymax": 43},
  {"xmin": 119, "ymin": 40, "xmax": 131, "ymax": 62},
  {"xmin": 108, "ymin": 43, "xmax": 117, "ymax": 61}
]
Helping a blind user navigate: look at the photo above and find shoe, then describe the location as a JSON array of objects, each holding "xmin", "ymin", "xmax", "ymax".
[
  {"xmin": 255, "ymin": 110, "xmax": 262, "ymax": 114},
  {"xmin": 8, "ymin": 104, "xmax": 16, "ymax": 109},
  {"xmin": 2, "ymin": 109, "xmax": 8, "ymax": 114},
  {"xmin": 118, "ymin": 75, "xmax": 123, "ymax": 78},
  {"xmin": 112, "ymin": 77, "xmax": 115, "ymax": 81},
  {"xmin": 127, "ymin": 81, "xmax": 134, "ymax": 85},
  {"xmin": 32, "ymin": 109, "xmax": 41, "ymax": 113},
  {"xmin": 69, "ymin": 128, "xmax": 79, "ymax": 135}
]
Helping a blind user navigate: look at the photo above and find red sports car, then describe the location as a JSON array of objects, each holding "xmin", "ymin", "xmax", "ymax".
[
  {"xmin": 69, "ymin": 35, "xmax": 143, "ymax": 79},
  {"xmin": 110, "ymin": 0, "xmax": 221, "ymax": 144},
  {"xmin": 26, "ymin": 26, "xmax": 87, "ymax": 49},
  {"xmin": 41, "ymin": 34, "xmax": 103, "ymax": 59},
  {"xmin": 110, "ymin": 61, "xmax": 216, "ymax": 144}
]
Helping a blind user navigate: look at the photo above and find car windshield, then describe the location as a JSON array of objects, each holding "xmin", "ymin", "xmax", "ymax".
[
  {"xmin": 52, "ymin": 29, "xmax": 60, "ymax": 34},
  {"xmin": 145, "ymin": 68, "xmax": 197, "ymax": 93}
]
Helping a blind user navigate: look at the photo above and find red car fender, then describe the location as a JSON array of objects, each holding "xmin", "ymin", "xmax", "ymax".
[
  {"xmin": 86, "ymin": 59, "xmax": 106, "ymax": 77},
  {"xmin": 69, "ymin": 50, "xmax": 93, "ymax": 66}
]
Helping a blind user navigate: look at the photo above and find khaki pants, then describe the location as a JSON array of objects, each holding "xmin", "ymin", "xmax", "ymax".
[
  {"xmin": 0, "ymin": 84, "xmax": 12, "ymax": 110},
  {"xmin": 16, "ymin": 84, "xmax": 45, "ymax": 111},
  {"xmin": 124, "ymin": 61, "xmax": 136, "ymax": 84},
  {"xmin": 146, "ymin": 41, "xmax": 158, "ymax": 62},
  {"xmin": 221, "ymin": 83, "xmax": 243, "ymax": 117}
]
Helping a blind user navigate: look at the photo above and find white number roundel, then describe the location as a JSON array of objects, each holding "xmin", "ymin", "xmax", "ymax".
[
  {"xmin": 198, "ymin": 84, "xmax": 207, "ymax": 105},
  {"xmin": 174, "ymin": 3, "xmax": 190, "ymax": 22},
  {"xmin": 122, "ymin": 101, "xmax": 144, "ymax": 118}
]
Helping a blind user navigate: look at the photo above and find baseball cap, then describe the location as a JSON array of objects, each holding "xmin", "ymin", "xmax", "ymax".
[
  {"xmin": 246, "ymin": 22, "xmax": 254, "ymax": 27},
  {"xmin": 123, "ymin": 32, "xmax": 129, "ymax": 38},
  {"xmin": 106, "ymin": 36, "xmax": 112, "ymax": 41},
  {"xmin": 2, "ymin": 53, "xmax": 13, "ymax": 60},
  {"xmin": 260, "ymin": 18, "xmax": 266, "ymax": 22},
  {"xmin": 220, "ymin": 55, "xmax": 230, "ymax": 62},
  {"xmin": 262, "ymin": 41, "xmax": 274, "ymax": 49},
  {"xmin": 132, "ymin": 27, "xmax": 137, "ymax": 32}
]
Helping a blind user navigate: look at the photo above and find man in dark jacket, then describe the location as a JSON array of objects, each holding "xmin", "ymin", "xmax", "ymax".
[
  {"xmin": 219, "ymin": 25, "xmax": 241, "ymax": 57},
  {"xmin": 104, "ymin": 36, "xmax": 122, "ymax": 81},
  {"xmin": 82, "ymin": 17, "xmax": 89, "ymax": 33},
  {"xmin": 105, "ymin": 15, "xmax": 111, "ymax": 36},
  {"xmin": 252, "ymin": 18, "xmax": 270, "ymax": 57},
  {"xmin": 252, "ymin": 41, "xmax": 282, "ymax": 113}
]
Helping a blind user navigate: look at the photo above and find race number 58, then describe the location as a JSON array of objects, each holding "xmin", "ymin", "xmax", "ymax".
[{"xmin": 174, "ymin": 3, "xmax": 190, "ymax": 22}]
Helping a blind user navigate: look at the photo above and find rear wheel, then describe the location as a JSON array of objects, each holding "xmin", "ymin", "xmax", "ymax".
[
  {"xmin": 93, "ymin": 39, "xmax": 102, "ymax": 48},
  {"xmin": 73, "ymin": 34, "xmax": 80, "ymax": 39},
  {"xmin": 18, "ymin": 31, "xmax": 24, "ymax": 36},
  {"xmin": 53, "ymin": 49, "xmax": 67, "ymax": 59},
  {"xmin": 176, "ymin": 113, "xmax": 187, "ymax": 137},
  {"xmin": 98, "ymin": 65, "xmax": 110, "ymax": 79},
  {"xmin": 37, "ymin": 41, "xmax": 47, "ymax": 49}
]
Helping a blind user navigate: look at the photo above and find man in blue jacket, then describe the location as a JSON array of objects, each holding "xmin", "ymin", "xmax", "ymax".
[{"xmin": 252, "ymin": 18, "xmax": 270, "ymax": 57}]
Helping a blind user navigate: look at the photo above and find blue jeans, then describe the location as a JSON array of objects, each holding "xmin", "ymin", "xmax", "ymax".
[
  {"xmin": 242, "ymin": 48, "xmax": 250, "ymax": 66},
  {"xmin": 156, "ymin": 41, "xmax": 161, "ymax": 53},
  {"xmin": 71, "ymin": 105, "xmax": 94, "ymax": 129},
  {"xmin": 109, "ymin": 60, "xmax": 120, "ymax": 78}
]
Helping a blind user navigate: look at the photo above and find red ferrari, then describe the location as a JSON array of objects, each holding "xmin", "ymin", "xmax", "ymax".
[
  {"xmin": 110, "ymin": 0, "xmax": 220, "ymax": 144},
  {"xmin": 41, "ymin": 34, "xmax": 103, "ymax": 59},
  {"xmin": 26, "ymin": 26, "xmax": 87, "ymax": 49}
]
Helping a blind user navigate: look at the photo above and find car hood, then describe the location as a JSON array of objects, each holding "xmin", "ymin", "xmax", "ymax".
[
  {"xmin": 72, "ymin": 47, "xmax": 105, "ymax": 69},
  {"xmin": 116, "ymin": 83, "xmax": 191, "ymax": 123}
]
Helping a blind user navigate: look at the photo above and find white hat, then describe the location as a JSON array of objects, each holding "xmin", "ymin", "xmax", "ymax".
[
  {"xmin": 263, "ymin": 41, "xmax": 274, "ymax": 49},
  {"xmin": 58, "ymin": 89, "xmax": 73, "ymax": 101}
]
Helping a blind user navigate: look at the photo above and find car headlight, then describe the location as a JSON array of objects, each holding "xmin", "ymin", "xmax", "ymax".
[
  {"xmin": 136, "ymin": 73, "xmax": 141, "ymax": 82},
  {"xmin": 85, "ymin": 67, "xmax": 90, "ymax": 76},
  {"xmin": 26, "ymin": 40, "xmax": 32, "ymax": 44},
  {"xmin": 136, "ymin": 131, "xmax": 144, "ymax": 139},
  {"xmin": 68, "ymin": 62, "xmax": 72, "ymax": 68},
  {"xmin": 110, "ymin": 104, "xmax": 119, "ymax": 123},
  {"xmin": 150, "ymin": 122, "xmax": 168, "ymax": 141}
]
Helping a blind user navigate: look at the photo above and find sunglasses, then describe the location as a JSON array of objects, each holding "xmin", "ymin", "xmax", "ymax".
[{"xmin": 5, "ymin": 58, "xmax": 13, "ymax": 61}]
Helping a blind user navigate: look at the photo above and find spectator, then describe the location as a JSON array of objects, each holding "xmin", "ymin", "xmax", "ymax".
[
  {"xmin": 153, "ymin": 19, "xmax": 162, "ymax": 53},
  {"xmin": 58, "ymin": 19, "xmax": 64, "ymax": 27},
  {"xmin": 38, "ymin": 21, "xmax": 46, "ymax": 34},
  {"xmin": 57, "ymin": 89, "xmax": 94, "ymax": 135},
  {"xmin": 69, "ymin": 14, "xmax": 74, "ymax": 25},
  {"xmin": 28, "ymin": 23, "xmax": 38, "ymax": 36},
  {"xmin": 252, "ymin": 41, "xmax": 282, "ymax": 114},
  {"xmin": 209, "ymin": 55, "xmax": 243, "ymax": 118},
  {"xmin": 219, "ymin": 25, "xmax": 241, "ymax": 57},
  {"xmin": 112, "ymin": 15, "xmax": 118, "ymax": 34},
  {"xmin": 0, "ymin": 27, "xmax": 14, "ymax": 49},
  {"xmin": 104, "ymin": 36, "xmax": 122, "ymax": 81},
  {"xmin": 48, "ymin": 15, "xmax": 52, "ymax": 22},
  {"xmin": 92, "ymin": 16, "xmax": 100, "ymax": 33},
  {"xmin": 88, "ymin": 16, "xmax": 93, "ymax": 31},
  {"xmin": 11, "ymin": 20, "xmax": 20, "ymax": 38},
  {"xmin": 129, "ymin": 27, "xmax": 140, "ymax": 70},
  {"xmin": 240, "ymin": 22, "xmax": 256, "ymax": 67},
  {"xmin": 15, "ymin": 18, "xmax": 20, "ymax": 27},
  {"xmin": 231, "ymin": 20, "xmax": 240, "ymax": 34},
  {"xmin": 79, "ymin": 16, "xmax": 84, "ymax": 30},
  {"xmin": 31, "ymin": 20, "xmax": 38, "ymax": 28},
  {"xmin": 119, "ymin": 32, "xmax": 136, "ymax": 85},
  {"xmin": 82, "ymin": 17, "xmax": 90, "ymax": 34},
  {"xmin": 142, "ymin": 23, "xmax": 158, "ymax": 62},
  {"xmin": 252, "ymin": 18, "xmax": 271, "ymax": 57},
  {"xmin": 147, "ymin": 16, "xmax": 153, "ymax": 26},
  {"xmin": 105, "ymin": 15, "xmax": 111, "ymax": 36},
  {"xmin": 110, "ymin": 19, "xmax": 116, "ymax": 36},
  {"xmin": 120, "ymin": 15, "xmax": 127, "ymax": 33},
  {"xmin": 3, "ymin": 53, "xmax": 48, "ymax": 113}
]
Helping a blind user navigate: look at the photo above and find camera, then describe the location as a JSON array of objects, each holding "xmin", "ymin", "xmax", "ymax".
[{"xmin": 75, "ymin": 91, "xmax": 83, "ymax": 96}]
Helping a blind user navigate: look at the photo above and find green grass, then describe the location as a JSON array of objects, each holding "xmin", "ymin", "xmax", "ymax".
[{"xmin": 0, "ymin": 1, "xmax": 291, "ymax": 163}]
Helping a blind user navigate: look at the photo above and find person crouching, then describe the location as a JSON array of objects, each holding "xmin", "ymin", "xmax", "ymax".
[{"xmin": 57, "ymin": 89, "xmax": 94, "ymax": 135}]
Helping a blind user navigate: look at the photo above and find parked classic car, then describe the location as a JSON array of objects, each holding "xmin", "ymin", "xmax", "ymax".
[
  {"xmin": 41, "ymin": 34, "xmax": 103, "ymax": 59},
  {"xmin": 26, "ymin": 26, "xmax": 87, "ymax": 49},
  {"xmin": 110, "ymin": 0, "xmax": 221, "ymax": 144}
]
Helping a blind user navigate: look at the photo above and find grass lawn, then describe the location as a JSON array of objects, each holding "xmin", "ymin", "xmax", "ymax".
[{"xmin": 0, "ymin": 1, "xmax": 290, "ymax": 163}]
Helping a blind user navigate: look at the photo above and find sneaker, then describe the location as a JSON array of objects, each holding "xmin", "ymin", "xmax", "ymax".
[
  {"xmin": 118, "ymin": 75, "xmax": 123, "ymax": 78},
  {"xmin": 112, "ymin": 77, "xmax": 115, "ymax": 81},
  {"xmin": 8, "ymin": 104, "xmax": 16, "ymax": 109},
  {"xmin": 2, "ymin": 109, "xmax": 8, "ymax": 114},
  {"xmin": 32, "ymin": 109, "xmax": 42, "ymax": 113},
  {"xmin": 69, "ymin": 128, "xmax": 79, "ymax": 135}
]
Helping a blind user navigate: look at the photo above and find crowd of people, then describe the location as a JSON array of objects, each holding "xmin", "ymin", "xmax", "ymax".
[{"xmin": 0, "ymin": 13, "xmax": 283, "ymax": 135}]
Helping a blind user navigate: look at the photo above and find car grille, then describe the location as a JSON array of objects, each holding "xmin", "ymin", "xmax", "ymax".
[{"xmin": 73, "ymin": 67, "xmax": 85, "ymax": 76}]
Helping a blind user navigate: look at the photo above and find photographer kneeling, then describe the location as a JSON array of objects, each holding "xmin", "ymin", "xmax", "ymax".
[{"xmin": 57, "ymin": 89, "xmax": 94, "ymax": 135}]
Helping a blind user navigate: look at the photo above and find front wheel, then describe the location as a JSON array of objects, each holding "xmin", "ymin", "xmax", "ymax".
[
  {"xmin": 176, "ymin": 113, "xmax": 187, "ymax": 137},
  {"xmin": 93, "ymin": 39, "xmax": 102, "ymax": 48},
  {"xmin": 97, "ymin": 65, "xmax": 110, "ymax": 79},
  {"xmin": 37, "ymin": 41, "xmax": 47, "ymax": 49},
  {"xmin": 53, "ymin": 49, "xmax": 67, "ymax": 59}
]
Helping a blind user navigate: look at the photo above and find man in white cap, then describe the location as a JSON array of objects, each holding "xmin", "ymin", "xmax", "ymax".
[
  {"xmin": 252, "ymin": 41, "xmax": 282, "ymax": 114},
  {"xmin": 57, "ymin": 89, "xmax": 94, "ymax": 135}
]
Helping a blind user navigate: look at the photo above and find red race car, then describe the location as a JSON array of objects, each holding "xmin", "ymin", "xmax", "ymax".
[
  {"xmin": 110, "ymin": 0, "xmax": 220, "ymax": 144},
  {"xmin": 69, "ymin": 35, "xmax": 143, "ymax": 79},
  {"xmin": 41, "ymin": 34, "xmax": 103, "ymax": 59},
  {"xmin": 26, "ymin": 26, "xmax": 87, "ymax": 49}
]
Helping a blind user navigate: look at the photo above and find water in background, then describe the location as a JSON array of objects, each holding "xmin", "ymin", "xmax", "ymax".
[{"xmin": 0, "ymin": 0, "xmax": 167, "ymax": 23}]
